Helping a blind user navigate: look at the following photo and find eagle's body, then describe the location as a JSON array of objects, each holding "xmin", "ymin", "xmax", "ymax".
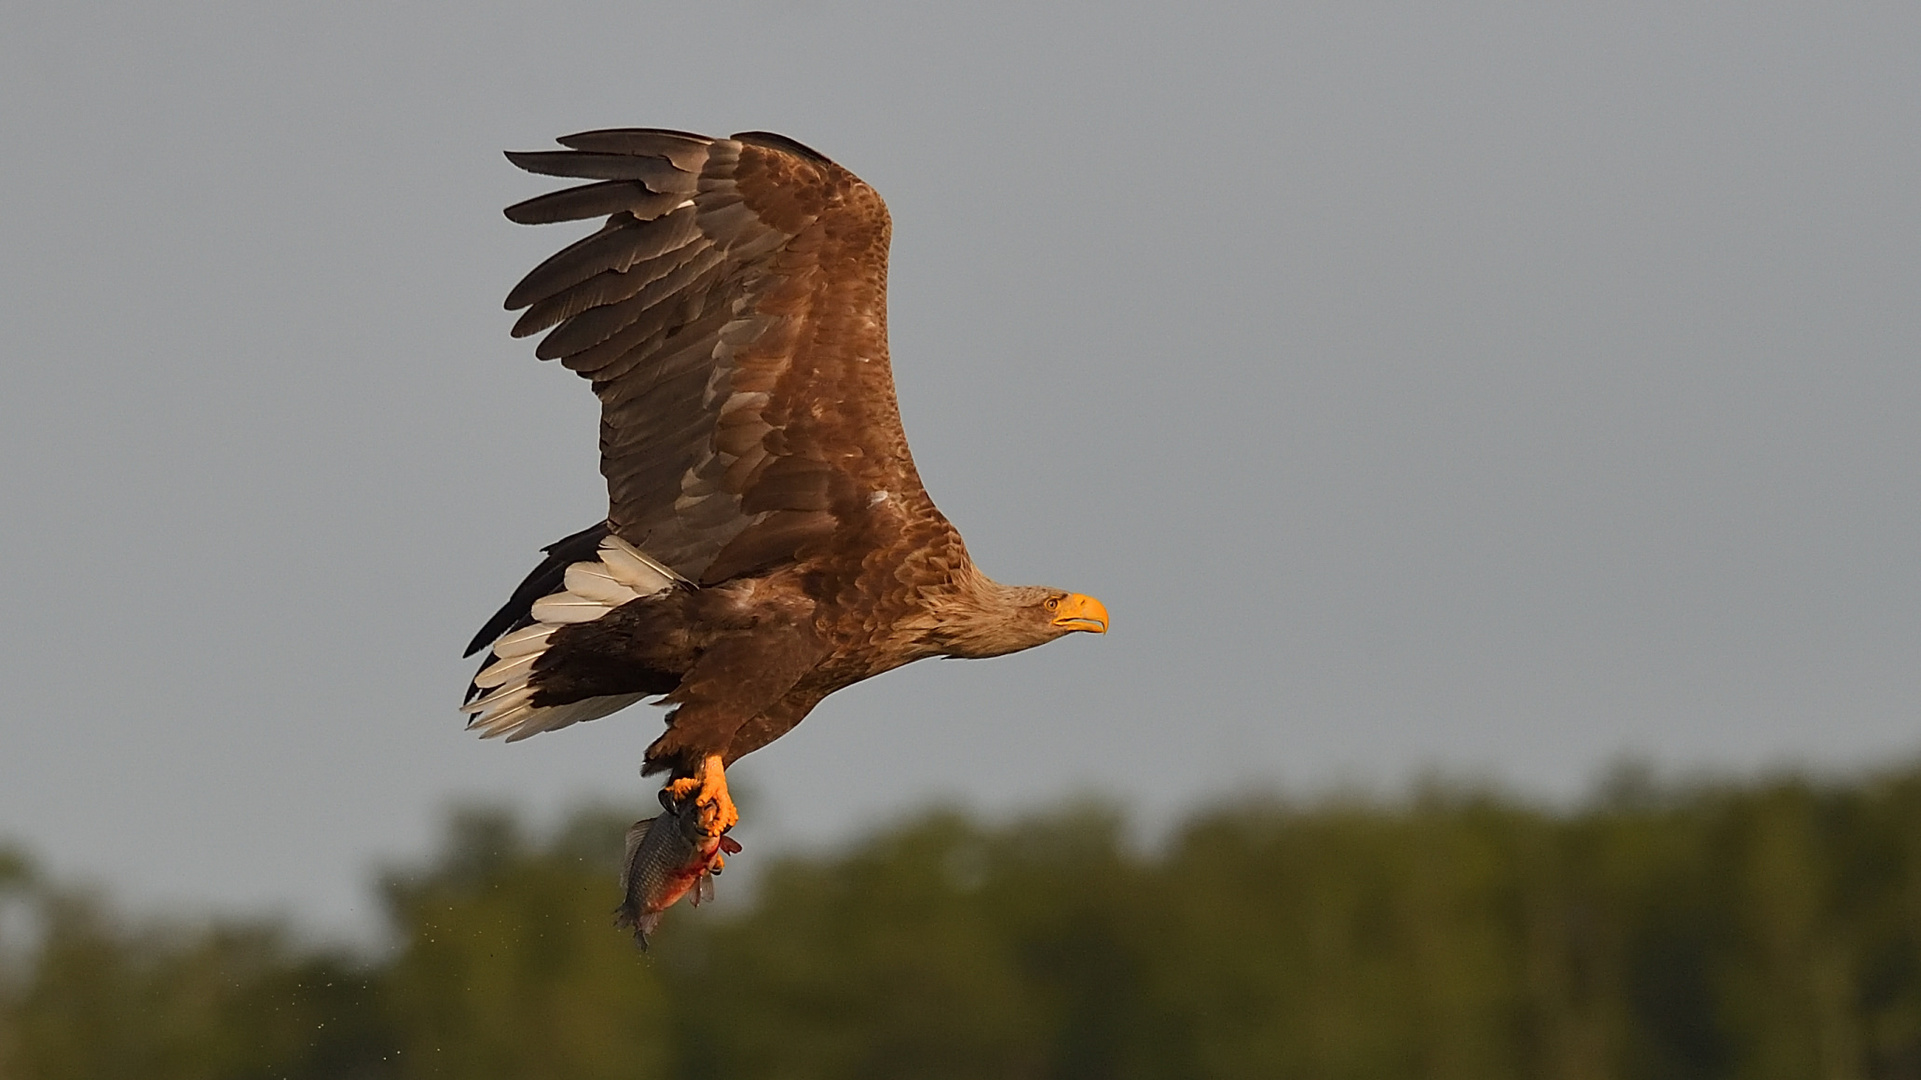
[{"xmin": 460, "ymin": 129, "xmax": 1106, "ymax": 937}]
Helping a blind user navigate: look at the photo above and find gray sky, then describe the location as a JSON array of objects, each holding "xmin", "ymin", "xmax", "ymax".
[{"xmin": 3, "ymin": 1, "xmax": 1917, "ymax": 940}]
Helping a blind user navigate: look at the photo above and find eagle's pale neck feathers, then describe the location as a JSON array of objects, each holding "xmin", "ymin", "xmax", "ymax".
[{"xmin": 929, "ymin": 569, "xmax": 1072, "ymax": 660}]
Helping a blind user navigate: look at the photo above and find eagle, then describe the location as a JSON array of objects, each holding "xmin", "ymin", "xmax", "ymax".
[{"xmin": 460, "ymin": 128, "xmax": 1108, "ymax": 942}]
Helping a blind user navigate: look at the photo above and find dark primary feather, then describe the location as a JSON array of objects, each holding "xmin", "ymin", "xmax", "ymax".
[
  {"xmin": 504, "ymin": 181, "xmax": 686, "ymax": 226},
  {"xmin": 505, "ymin": 211, "xmax": 702, "ymax": 316},
  {"xmin": 555, "ymin": 128, "xmax": 712, "ymax": 169},
  {"xmin": 502, "ymin": 150, "xmax": 698, "ymax": 191}
]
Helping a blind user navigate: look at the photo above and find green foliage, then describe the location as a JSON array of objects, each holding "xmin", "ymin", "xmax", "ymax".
[
  {"xmin": 0, "ymin": 846, "xmax": 32, "ymax": 892},
  {"xmin": 12, "ymin": 770, "xmax": 1921, "ymax": 1078},
  {"xmin": 1, "ymin": 892, "xmax": 388, "ymax": 1079},
  {"xmin": 381, "ymin": 808, "xmax": 674, "ymax": 1080},
  {"xmin": 676, "ymin": 805, "xmax": 1142, "ymax": 1080}
]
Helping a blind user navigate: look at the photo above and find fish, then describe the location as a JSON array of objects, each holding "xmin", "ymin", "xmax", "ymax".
[{"xmin": 614, "ymin": 792, "xmax": 742, "ymax": 949}]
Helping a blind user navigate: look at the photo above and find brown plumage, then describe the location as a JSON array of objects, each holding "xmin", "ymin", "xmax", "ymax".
[{"xmin": 460, "ymin": 129, "xmax": 1107, "ymax": 940}]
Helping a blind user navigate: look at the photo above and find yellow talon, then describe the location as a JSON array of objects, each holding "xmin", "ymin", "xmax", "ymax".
[{"xmin": 664, "ymin": 753, "xmax": 738, "ymax": 838}]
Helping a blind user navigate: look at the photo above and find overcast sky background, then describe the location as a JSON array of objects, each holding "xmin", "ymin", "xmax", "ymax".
[{"xmin": 2, "ymin": 2, "xmax": 1917, "ymax": 941}]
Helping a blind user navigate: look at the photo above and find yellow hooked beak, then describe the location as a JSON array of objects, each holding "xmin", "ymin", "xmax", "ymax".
[{"xmin": 1051, "ymin": 593, "xmax": 1109, "ymax": 634}]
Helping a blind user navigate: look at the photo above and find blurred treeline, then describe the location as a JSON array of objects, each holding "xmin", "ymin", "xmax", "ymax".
[{"xmin": 8, "ymin": 767, "xmax": 1921, "ymax": 1079}]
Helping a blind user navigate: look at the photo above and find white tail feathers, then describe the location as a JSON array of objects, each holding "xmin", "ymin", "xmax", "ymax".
[
  {"xmin": 465, "ymin": 691, "xmax": 647, "ymax": 742},
  {"xmin": 462, "ymin": 535, "xmax": 684, "ymax": 742},
  {"xmin": 529, "ymin": 592, "xmax": 616, "ymax": 624},
  {"xmin": 491, "ymin": 624, "xmax": 554, "ymax": 658},
  {"xmin": 471, "ymin": 650, "xmax": 539, "ymax": 689}
]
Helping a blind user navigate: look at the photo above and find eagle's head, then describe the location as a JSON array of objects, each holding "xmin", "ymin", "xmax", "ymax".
[
  {"xmin": 936, "ymin": 582, "xmax": 1108, "ymax": 659},
  {"xmin": 1039, "ymin": 590, "xmax": 1110, "ymax": 637}
]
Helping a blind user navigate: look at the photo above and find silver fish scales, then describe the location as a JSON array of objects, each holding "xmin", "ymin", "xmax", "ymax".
[{"xmin": 614, "ymin": 795, "xmax": 741, "ymax": 948}]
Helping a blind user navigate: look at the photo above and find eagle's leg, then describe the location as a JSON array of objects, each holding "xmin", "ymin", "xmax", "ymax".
[{"xmin": 664, "ymin": 753, "xmax": 739, "ymax": 840}]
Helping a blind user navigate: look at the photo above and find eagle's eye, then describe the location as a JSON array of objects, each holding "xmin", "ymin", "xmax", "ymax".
[{"xmin": 1044, "ymin": 597, "xmax": 1060, "ymax": 612}]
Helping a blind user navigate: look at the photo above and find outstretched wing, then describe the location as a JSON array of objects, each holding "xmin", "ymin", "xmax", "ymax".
[{"xmin": 503, "ymin": 128, "xmax": 925, "ymax": 585}]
